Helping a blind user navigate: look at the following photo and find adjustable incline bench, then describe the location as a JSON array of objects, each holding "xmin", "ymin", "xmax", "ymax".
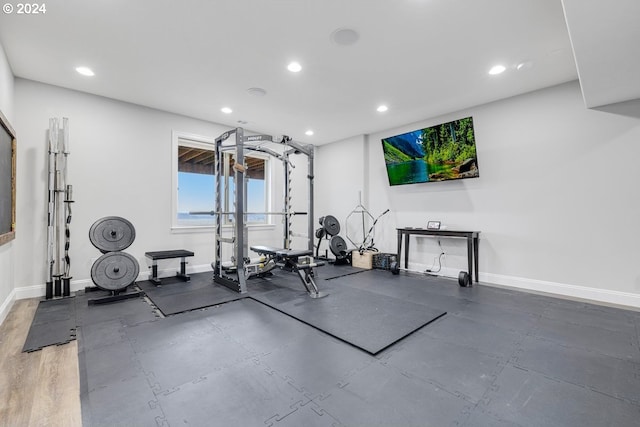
[{"xmin": 250, "ymin": 246, "xmax": 328, "ymax": 298}]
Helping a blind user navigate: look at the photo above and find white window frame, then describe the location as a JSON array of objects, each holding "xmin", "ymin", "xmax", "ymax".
[{"xmin": 171, "ymin": 130, "xmax": 273, "ymax": 232}]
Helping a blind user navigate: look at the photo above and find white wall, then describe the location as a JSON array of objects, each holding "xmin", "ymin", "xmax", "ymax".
[
  {"xmin": 314, "ymin": 134, "xmax": 368, "ymax": 256},
  {"xmin": 0, "ymin": 43, "xmax": 12, "ymax": 121},
  {"xmin": 317, "ymin": 81, "xmax": 640, "ymax": 308},
  {"xmin": 13, "ymin": 79, "xmax": 284, "ymax": 297},
  {"xmin": 7, "ymin": 76, "xmax": 640, "ymax": 311},
  {"xmin": 0, "ymin": 41, "xmax": 15, "ymax": 324}
]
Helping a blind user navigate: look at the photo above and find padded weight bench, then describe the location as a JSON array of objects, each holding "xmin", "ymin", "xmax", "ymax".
[
  {"xmin": 145, "ymin": 250, "xmax": 194, "ymax": 285},
  {"xmin": 250, "ymin": 246, "xmax": 328, "ymax": 298}
]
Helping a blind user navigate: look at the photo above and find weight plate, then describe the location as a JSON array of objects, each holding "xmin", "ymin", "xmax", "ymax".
[
  {"xmin": 91, "ymin": 252, "xmax": 140, "ymax": 291},
  {"xmin": 89, "ymin": 216, "xmax": 136, "ymax": 253},
  {"xmin": 458, "ymin": 271, "xmax": 470, "ymax": 287},
  {"xmin": 329, "ymin": 235, "xmax": 348, "ymax": 257},
  {"xmin": 390, "ymin": 261, "xmax": 400, "ymax": 275},
  {"xmin": 321, "ymin": 215, "xmax": 340, "ymax": 236}
]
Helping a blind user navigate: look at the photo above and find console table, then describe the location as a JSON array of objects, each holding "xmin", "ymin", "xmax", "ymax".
[{"xmin": 396, "ymin": 228, "xmax": 480, "ymax": 283}]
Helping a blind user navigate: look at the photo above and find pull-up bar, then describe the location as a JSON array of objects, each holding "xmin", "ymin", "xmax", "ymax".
[{"xmin": 190, "ymin": 210, "xmax": 307, "ymax": 216}]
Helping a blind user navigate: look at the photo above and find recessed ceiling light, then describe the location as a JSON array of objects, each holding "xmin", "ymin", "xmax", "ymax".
[
  {"xmin": 287, "ymin": 62, "xmax": 302, "ymax": 72},
  {"xmin": 221, "ymin": 107, "xmax": 233, "ymax": 114},
  {"xmin": 247, "ymin": 87, "xmax": 267, "ymax": 97},
  {"xmin": 331, "ymin": 28, "xmax": 360, "ymax": 46},
  {"xmin": 75, "ymin": 66, "xmax": 95, "ymax": 76},
  {"xmin": 488, "ymin": 65, "xmax": 506, "ymax": 75},
  {"xmin": 516, "ymin": 61, "xmax": 533, "ymax": 71},
  {"xmin": 377, "ymin": 105, "xmax": 388, "ymax": 113},
  {"xmin": 305, "ymin": 130, "xmax": 314, "ymax": 136}
]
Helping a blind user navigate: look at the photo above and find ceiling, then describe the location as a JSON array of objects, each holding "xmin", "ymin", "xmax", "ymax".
[
  {"xmin": 0, "ymin": 0, "xmax": 637, "ymax": 145},
  {"xmin": 561, "ymin": 0, "xmax": 640, "ymax": 108}
]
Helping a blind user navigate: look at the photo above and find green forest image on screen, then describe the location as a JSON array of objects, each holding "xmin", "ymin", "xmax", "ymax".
[{"xmin": 382, "ymin": 116, "xmax": 478, "ymax": 185}]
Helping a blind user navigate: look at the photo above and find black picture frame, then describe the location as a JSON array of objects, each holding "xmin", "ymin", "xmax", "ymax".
[{"xmin": 0, "ymin": 109, "xmax": 16, "ymax": 246}]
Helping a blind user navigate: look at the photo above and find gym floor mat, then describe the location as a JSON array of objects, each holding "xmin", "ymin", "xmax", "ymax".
[
  {"xmin": 250, "ymin": 272, "xmax": 446, "ymax": 355},
  {"xmin": 156, "ymin": 357, "xmax": 309, "ymax": 426},
  {"xmin": 259, "ymin": 328, "xmax": 373, "ymax": 397},
  {"xmin": 138, "ymin": 272, "xmax": 247, "ymax": 315},
  {"xmin": 23, "ymin": 288, "xmax": 159, "ymax": 354},
  {"xmin": 334, "ymin": 269, "xmax": 473, "ymax": 313},
  {"xmin": 513, "ymin": 334, "xmax": 640, "ymax": 404},
  {"xmin": 75, "ymin": 289, "xmax": 158, "ymax": 328},
  {"xmin": 421, "ymin": 314, "xmax": 523, "ymax": 358},
  {"xmin": 315, "ymin": 262, "xmax": 367, "ymax": 279},
  {"xmin": 381, "ymin": 332, "xmax": 505, "ymax": 404},
  {"xmin": 480, "ymin": 364, "xmax": 640, "ymax": 426},
  {"xmin": 22, "ymin": 297, "xmax": 77, "ymax": 352},
  {"xmin": 73, "ymin": 271, "xmax": 640, "ymax": 426},
  {"xmin": 317, "ymin": 360, "xmax": 472, "ymax": 426}
]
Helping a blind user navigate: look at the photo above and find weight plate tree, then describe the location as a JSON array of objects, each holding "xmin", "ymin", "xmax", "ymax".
[
  {"xmin": 91, "ymin": 251, "xmax": 140, "ymax": 291},
  {"xmin": 89, "ymin": 216, "xmax": 136, "ymax": 253}
]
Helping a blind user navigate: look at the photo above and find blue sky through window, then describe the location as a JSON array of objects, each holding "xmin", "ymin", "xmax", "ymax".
[
  {"xmin": 178, "ymin": 172, "xmax": 266, "ymax": 214},
  {"xmin": 178, "ymin": 172, "xmax": 214, "ymax": 213}
]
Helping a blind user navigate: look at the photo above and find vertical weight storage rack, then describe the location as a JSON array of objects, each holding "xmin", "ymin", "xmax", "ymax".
[{"xmin": 45, "ymin": 118, "xmax": 75, "ymax": 299}]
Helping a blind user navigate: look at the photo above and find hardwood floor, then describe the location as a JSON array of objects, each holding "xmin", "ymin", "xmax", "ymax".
[{"xmin": 0, "ymin": 299, "xmax": 81, "ymax": 427}]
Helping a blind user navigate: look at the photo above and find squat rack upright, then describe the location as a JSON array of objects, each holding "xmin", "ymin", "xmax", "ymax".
[{"xmin": 212, "ymin": 127, "xmax": 315, "ymax": 293}]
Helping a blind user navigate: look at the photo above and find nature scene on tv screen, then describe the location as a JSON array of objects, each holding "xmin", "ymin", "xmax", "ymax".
[{"xmin": 382, "ymin": 116, "xmax": 479, "ymax": 186}]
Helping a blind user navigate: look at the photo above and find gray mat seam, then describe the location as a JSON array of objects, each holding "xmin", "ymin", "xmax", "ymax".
[{"xmin": 248, "ymin": 296, "xmax": 446, "ymax": 355}]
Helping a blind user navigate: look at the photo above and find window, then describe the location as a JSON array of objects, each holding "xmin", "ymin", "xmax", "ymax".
[
  {"xmin": 225, "ymin": 153, "xmax": 268, "ymax": 224},
  {"xmin": 171, "ymin": 131, "xmax": 269, "ymax": 230}
]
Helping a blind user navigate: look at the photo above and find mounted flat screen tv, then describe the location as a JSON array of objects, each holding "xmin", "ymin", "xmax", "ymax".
[{"xmin": 382, "ymin": 116, "xmax": 479, "ymax": 186}]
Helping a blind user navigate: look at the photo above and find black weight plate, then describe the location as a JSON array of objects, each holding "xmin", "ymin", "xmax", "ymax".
[
  {"xmin": 91, "ymin": 252, "xmax": 140, "ymax": 291},
  {"xmin": 89, "ymin": 216, "xmax": 136, "ymax": 253},
  {"xmin": 390, "ymin": 261, "xmax": 400, "ymax": 275},
  {"xmin": 458, "ymin": 271, "xmax": 470, "ymax": 287},
  {"xmin": 329, "ymin": 235, "xmax": 348, "ymax": 257},
  {"xmin": 321, "ymin": 215, "xmax": 341, "ymax": 236}
]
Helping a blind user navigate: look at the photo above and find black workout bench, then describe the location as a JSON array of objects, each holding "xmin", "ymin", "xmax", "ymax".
[
  {"xmin": 250, "ymin": 246, "xmax": 328, "ymax": 298},
  {"xmin": 145, "ymin": 249, "xmax": 194, "ymax": 285}
]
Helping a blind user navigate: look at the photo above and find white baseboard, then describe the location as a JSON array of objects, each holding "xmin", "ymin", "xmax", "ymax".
[
  {"xmin": 13, "ymin": 264, "xmax": 214, "ymax": 300},
  {"xmin": 0, "ymin": 288, "xmax": 17, "ymax": 326},
  {"xmin": 404, "ymin": 262, "xmax": 640, "ymax": 310},
  {"xmin": 481, "ymin": 272, "xmax": 640, "ymax": 310}
]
